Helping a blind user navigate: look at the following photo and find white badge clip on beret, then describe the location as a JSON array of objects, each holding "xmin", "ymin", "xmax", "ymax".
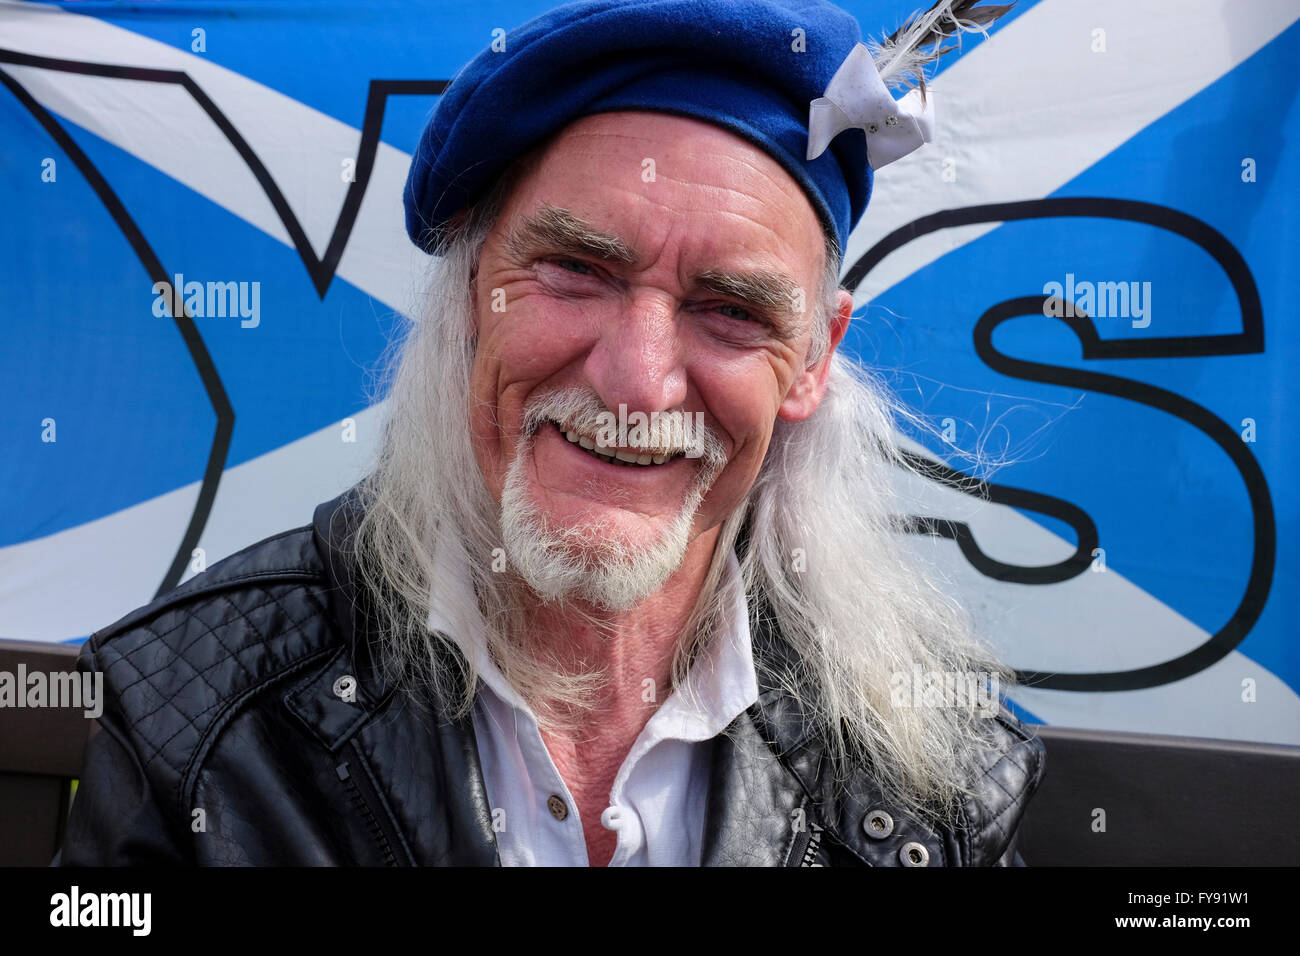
[{"xmin": 806, "ymin": 42, "xmax": 935, "ymax": 168}]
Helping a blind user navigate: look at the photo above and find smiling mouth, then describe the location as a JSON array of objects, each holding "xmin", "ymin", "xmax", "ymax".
[{"xmin": 549, "ymin": 420, "xmax": 685, "ymax": 468}]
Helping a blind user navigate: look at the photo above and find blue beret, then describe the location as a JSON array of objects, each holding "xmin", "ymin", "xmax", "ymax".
[{"xmin": 403, "ymin": 0, "xmax": 871, "ymax": 255}]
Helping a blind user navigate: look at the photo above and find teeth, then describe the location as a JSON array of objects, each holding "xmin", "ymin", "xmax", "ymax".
[{"xmin": 556, "ymin": 421, "xmax": 678, "ymax": 467}]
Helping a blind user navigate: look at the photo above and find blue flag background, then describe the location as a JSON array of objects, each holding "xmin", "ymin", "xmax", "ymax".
[{"xmin": 2, "ymin": 0, "xmax": 1296, "ymax": 744}]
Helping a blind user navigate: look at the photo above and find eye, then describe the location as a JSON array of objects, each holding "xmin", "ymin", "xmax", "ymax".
[
  {"xmin": 549, "ymin": 258, "xmax": 594, "ymax": 276},
  {"xmin": 716, "ymin": 303, "xmax": 756, "ymax": 322}
]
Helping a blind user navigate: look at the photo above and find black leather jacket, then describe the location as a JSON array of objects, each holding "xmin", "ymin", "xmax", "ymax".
[{"xmin": 55, "ymin": 488, "xmax": 1045, "ymax": 866}]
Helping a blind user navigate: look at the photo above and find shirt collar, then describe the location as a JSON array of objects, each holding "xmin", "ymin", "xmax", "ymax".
[{"xmin": 425, "ymin": 535, "xmax": 759, "ymax": 741}]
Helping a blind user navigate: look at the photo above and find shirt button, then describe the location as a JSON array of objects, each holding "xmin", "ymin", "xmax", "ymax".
[{"xmin": 546, "ymin": 794, "xmax": 569, "ymax": 821}]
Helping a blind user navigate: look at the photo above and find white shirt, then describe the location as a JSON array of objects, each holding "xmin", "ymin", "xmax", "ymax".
[{"xmin": 426, "ymin": 538, "xmax": 759, "ymax": 866}]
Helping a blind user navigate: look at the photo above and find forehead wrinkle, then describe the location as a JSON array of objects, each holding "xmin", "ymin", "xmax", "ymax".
[
  {"xmin": 527, "ymin": 179, "xmax": 813, "ymax": 280},
  {"xmin": 657, "ymin": 166, "xmax": 810, "ymax": 225},
  {"xmin": 560, "ymin": 121, "xmax": 805, "ymax": 206}
]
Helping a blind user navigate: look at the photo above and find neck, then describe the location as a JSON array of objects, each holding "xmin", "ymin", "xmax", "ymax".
[{"xmin": 521, "ymin": 523, "xmax": 722, "ymax": 726}]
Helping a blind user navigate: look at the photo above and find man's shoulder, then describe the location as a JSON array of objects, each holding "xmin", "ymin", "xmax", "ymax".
[
  {"xmin": 957, "ymin": 706, "xmax": 1046, "ymax": 865},
  {"xmin": 88, "ymin": 520, "xmax": 336, "ymax": 665},
  {"xmin": 81, "ymin": 497, "xmax": 359, "ymax": 795}
]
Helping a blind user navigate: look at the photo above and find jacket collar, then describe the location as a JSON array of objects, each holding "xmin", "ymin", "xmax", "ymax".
[
  {"xmin": 297, "ymin": 486, "xmax": 400, "ymax": 752},
  {"xmin": 701, "ymin": 588, "xmax": 953, "ymax": 866},
  {"xmin": 705, "ymin": 516, "xmax": 955, "ymax": 866}
]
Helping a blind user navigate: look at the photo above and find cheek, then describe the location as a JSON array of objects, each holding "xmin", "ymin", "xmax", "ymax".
[
  {"xmin": 467, "ymin": 295, "xmax": 608, "ymax": 479},
  {"xmin": 476, "ymin": 287, "xmax": 608, "ymax": 380},
  {"xmin": 691, "ymin": 359, "xmax": 783, "ymax": 470},
  {"xmin": 465, "ymin": 363, "xmax": 504, "ymax": 500}
]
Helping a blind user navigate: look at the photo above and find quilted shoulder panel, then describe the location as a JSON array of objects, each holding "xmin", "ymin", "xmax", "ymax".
[
  {"xmin": 958, "ymin": 708, "xmax": 1047, "ymax": 866},
  {"xmin": 84, "ymin": 525, "xmax": 342, "ymax": 817}
]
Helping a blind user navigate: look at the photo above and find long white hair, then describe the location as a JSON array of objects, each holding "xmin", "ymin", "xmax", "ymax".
[{"xmin": 353, "ymin": 158, "xmax": 1014, "ymax": 827}]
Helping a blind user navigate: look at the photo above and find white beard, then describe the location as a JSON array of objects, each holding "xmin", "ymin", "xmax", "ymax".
[{"xmin": 499, "ymin": 442, "xmax": 712, "ymax": 612}]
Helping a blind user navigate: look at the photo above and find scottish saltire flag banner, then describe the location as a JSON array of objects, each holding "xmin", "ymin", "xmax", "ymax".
[{"xmin": 1, "ymin": 0, "xmax": 1296, "ymax": 745}]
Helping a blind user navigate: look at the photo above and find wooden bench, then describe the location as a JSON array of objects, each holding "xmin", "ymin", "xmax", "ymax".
[{"xmin": 0, "ymin": 638, "xmax": 92, "ymax": 866}]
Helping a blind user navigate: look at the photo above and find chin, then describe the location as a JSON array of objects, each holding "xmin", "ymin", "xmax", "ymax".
[{"xmin": 500, "ymin": 456, "xmax": 700, "ymax": 611}]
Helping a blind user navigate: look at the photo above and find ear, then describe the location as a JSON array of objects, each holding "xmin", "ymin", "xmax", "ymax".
[{"xmin": 778, "ymin": 289, "xmax": 853, "ymax": 422}]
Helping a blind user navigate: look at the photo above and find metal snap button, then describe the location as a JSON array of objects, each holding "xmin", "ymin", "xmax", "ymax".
[
  {"xmin": 332, "ymin": 675, "xmax": 356, "ymax": 702},
  {"xmin": 867, "ymin": 122, "xmax": 880, "ymax": 134},
  {"xmin": 885, "ymin": 114, "xmax": 900, "ymax": 127},
  {"xmin": 863, "ymin": 809, "xmax": 894, "ymax": 839},
  {"xmin": 900, "ymin": 841, "xmax": 930, "ymax": 866},
  {"xmin": 546, "ymin": 794, "xmax": 569, "ymax": 821}
]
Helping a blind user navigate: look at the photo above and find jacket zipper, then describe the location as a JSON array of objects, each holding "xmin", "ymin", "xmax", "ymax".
[
  {"xmin": 336, "ymin": 742, "xmax": 404, "ymax": 866},
  {"xmin": 786, "ymin": 820, "xmax": 824, "ymax": 867},
  {"xmin": 800, "ymin": 824, "xmax": 824, "ymax": 866}
]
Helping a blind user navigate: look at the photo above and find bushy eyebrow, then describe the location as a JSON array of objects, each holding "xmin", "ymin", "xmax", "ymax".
[
  {"xmin": 506, "ymin": 203, "xmax": 637, "ymax": 265},
  {"xmin": 506, "ymin": 203, "xmax": 806, "ymax": 340},
  {"xmin": 696, "ymin": 270, "xmax": 804, "ymax": 341}
]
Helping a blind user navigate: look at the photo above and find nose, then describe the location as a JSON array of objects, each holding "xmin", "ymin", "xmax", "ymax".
[{"xmin": 583, "ymin": 289, "xmax": 688, "ymax": 415}]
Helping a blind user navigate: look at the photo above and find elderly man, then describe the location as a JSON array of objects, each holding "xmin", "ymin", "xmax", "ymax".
[{"xmin": 56, "ymin": 0, "xmax": 1042, "ymax": 867}]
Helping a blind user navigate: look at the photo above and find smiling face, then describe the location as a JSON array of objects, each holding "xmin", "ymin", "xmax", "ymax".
[{"xmin": 468, "ymin": 111, "xmax": 850, "ymax": 609}]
